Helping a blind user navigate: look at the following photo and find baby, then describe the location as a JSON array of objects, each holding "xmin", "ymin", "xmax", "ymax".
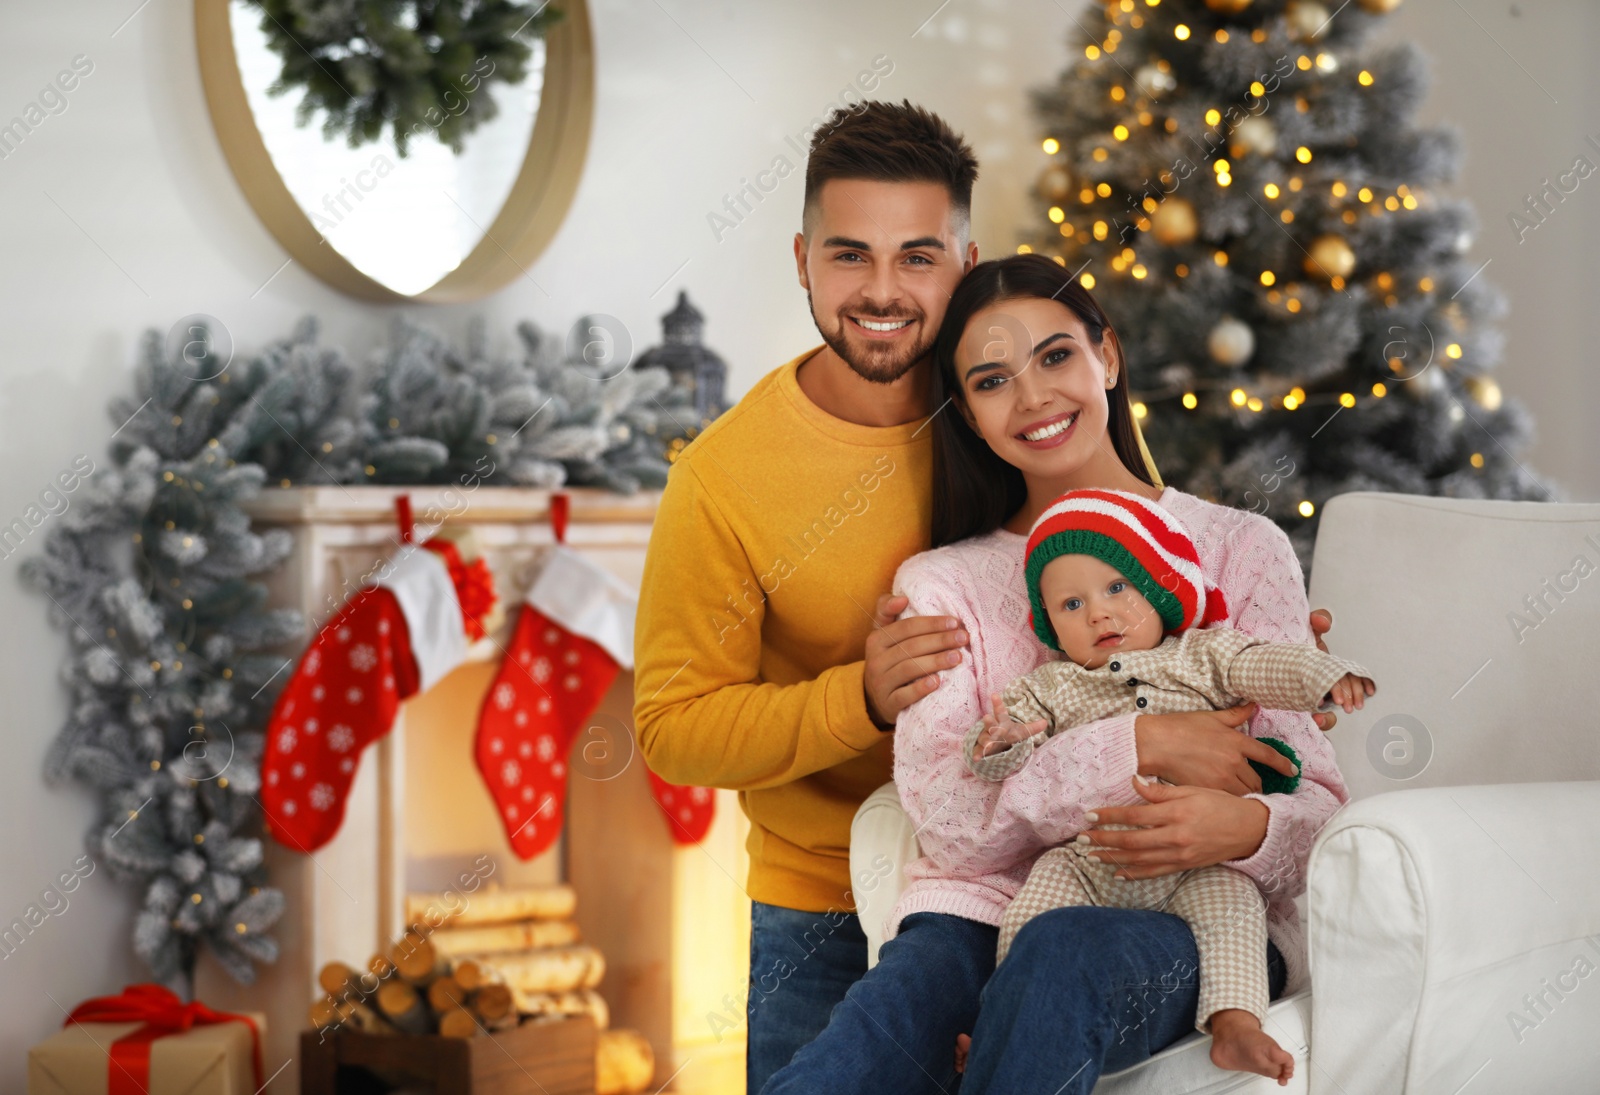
[{"xmin": 958, "ymin": 488, "xmax": 1375, "ymax": 1086}]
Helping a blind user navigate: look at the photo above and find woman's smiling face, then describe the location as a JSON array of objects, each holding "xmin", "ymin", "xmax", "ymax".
[{"xmin": 953, "ymin": 296, "xmax": 1119, "ymax": 479}]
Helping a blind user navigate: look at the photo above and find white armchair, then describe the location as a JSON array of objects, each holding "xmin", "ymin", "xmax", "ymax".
[{"xmin": 849, "ymin": 491, "xmax": 1600, "ymax": 1094}]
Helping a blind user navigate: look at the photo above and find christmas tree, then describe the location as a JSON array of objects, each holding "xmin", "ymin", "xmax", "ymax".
[{"xmin": 1024, "ymin": 0, "xmax": 1556, "ymax": 571}]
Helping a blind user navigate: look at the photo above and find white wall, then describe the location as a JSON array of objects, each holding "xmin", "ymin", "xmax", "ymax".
[{"xmin": 0, "ymin": 0, "xmax": 1594, "ymax": 1081}]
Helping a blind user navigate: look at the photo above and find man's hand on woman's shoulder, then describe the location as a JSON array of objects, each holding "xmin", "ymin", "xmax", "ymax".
[{"xmin": 863, "ymin": 592, "xmax": 970, "ymax": 729}]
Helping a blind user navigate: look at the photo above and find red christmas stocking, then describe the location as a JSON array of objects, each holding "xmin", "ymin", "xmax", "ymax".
[
  {"xmin": 476, "ymin": 543, "xmax": 715, "ymax": 859},
  {"xmin": 260, "ymin": 538, "xmax": 493, "ymax": 852}
]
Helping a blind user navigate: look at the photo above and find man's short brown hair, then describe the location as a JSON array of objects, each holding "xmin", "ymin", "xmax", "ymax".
[{"xmin": 802, "ymin": 100, "xmax": 979, "ymax": 241}]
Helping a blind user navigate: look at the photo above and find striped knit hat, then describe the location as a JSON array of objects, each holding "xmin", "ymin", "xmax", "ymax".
[{"xmin": 1024, "ymin": 488, "xmax": 1229, "ymax": 651}]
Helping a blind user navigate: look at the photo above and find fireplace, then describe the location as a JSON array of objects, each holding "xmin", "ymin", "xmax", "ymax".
[{"xmin": 194, "ymin": 485, "xmax": 749, "ymax": 1094}]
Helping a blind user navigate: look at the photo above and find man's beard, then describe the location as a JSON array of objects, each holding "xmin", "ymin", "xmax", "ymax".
[{"xmin": 808, "ymin": 293, "xmax": 935, "ymax": 385}]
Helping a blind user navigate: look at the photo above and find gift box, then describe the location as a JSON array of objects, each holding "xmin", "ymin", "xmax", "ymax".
[{"xmin": 28, "ymin": 985, "xmax": 265, "ymax": 1095}]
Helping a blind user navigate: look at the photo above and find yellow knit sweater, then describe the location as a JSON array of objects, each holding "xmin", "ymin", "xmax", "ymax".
[{"xmin": 633, "ymin": 345, "xmax": 933, "ymax": 912}]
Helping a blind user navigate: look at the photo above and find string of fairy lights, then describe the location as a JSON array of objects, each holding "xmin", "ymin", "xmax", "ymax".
[{"xmin": 1019, "ymin": 0, "xmax": 1506, "ymax": 495}]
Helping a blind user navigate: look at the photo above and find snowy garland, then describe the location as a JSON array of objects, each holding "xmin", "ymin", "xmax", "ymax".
[
  {"xmin": 21, "ymin": 315, "xmax": 695, "ymax": 989},
  {"xmin": 243, "ymin": 0, "xmax": 564, "ymax": 157}
]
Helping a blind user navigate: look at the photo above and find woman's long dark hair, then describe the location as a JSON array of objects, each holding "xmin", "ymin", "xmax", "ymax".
[{"xmin": 929, "ymin": 253, "xmax": 1156, "ymax": 547}]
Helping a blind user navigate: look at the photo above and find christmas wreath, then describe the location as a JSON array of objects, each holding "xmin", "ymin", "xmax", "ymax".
[
  {"xmin": 22, "ymin": 314, "xmax": 696, "ymax": 989},
  {"xmin": 242, "ymin": 0, "xmax": 564, "ymax": 157}
]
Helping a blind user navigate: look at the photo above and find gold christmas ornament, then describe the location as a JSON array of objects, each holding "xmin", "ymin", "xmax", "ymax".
[
  {"xmin": 1038, "ymin": 164, "xmax": 1074, "ymax": 202},
  {"xmin": 1205, "ymin": 0, "xmax": 1254, "ymax": 12},
  {"xmin": 1285, "ymin": 0, "xmax": 1331, "ymax": 40},
  {"xmin": 1231, "ymin": 115, "xmax": 1277, "ymax": 157},
  {"xmin": 1151, "ymin": 197, "xmax": 1199, "ymax": 245},
  {"xmin": 1404, "ymin": 366, "xmax": 1444, "ymax": 399},
  {"xmin": 1303, "ymin": 233, "xmax": 1356, "ymax": 280},
  {"xmin": 1357, "ymin": 0, "xmax": 1403, "ymax": 11},
  {"xmin": 1133, "ymin": 63, "xmax": 1177, "ymax": 98},
  {"xmin": 1207, "ymin": 316, "xmax": 1256, "ymax": 366},
  {"xmin": 1466, "ymin": 375, "xmax": 1503, "ymax": 411}
]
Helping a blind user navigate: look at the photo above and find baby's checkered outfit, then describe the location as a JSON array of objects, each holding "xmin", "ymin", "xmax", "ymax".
[{"xmin": 964, "ymin": 624, "xmax": 1371, "ymax": 1030}]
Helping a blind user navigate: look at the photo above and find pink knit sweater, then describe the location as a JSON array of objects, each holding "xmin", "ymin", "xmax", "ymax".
[{"xmin": 884, "ymin": 486, "xmax": 1348, "ymax": 995}]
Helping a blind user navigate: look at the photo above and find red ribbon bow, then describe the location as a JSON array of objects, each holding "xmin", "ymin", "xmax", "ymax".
[
  {"xmin": 420, "ymin": 538, "xmax": 499, "ymax": 642},
  {"xmin": 64, "ymin": 983, "xmax": 264, "ymax": 1095}
]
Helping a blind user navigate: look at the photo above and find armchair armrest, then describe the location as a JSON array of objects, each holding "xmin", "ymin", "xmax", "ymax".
[
  {"xmin": 851, "ymin": 781, "xmax": 920, "ymax": 969},
  {"xmin": 1307, "ymin": 781, "xmax": 1600, "ymax": 1095}
]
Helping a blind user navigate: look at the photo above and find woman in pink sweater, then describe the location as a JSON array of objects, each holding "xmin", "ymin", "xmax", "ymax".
[{"xmin": 761, "ymin": 253, "xmax": 1345, "ymax": 1095}]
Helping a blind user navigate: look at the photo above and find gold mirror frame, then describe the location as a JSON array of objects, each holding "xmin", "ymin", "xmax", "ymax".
[{"xmin": 195, "ymin": 0, "xmax": 594, "ymax": 303}]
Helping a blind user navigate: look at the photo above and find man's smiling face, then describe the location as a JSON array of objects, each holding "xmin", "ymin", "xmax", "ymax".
[{"xmin": 795, "ymin": 177, "xmax": 975, "ymax": 385}]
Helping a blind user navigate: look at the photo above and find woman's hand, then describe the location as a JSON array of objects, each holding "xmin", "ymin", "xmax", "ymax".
[
  {"xmin": 974, "ymin": 692, "xmax": 1049, "ymax": 758},
  {"xmin": 1077, "ymin": 777, "xmax": 1271, "ymax": 880},
  {"xmin": 1309, "ymin": 608, "xmax": 1337, "ymax": 731},
  {"xmin": 1134, "ymin": 704, "xmax": 1297, "ymax": 796}
]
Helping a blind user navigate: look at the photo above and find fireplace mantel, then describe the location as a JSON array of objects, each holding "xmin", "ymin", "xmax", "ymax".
[{"xmin": 195, "ymin": 485, "xmax": 748, "ymax": 1094}]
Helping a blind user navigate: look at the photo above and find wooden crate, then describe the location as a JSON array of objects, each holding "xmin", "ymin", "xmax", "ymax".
[{"xmin": 299, "ymin": 1015, "xmax": 597, "ymax": 1094}]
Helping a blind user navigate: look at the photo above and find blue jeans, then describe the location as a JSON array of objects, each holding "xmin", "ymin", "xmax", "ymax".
[
  {"xmin": 960, "ymin": 905, "xmax": 1288, "ymax": 1093},
  {"xmin": 745, "ymin": 899, "xmax": 870, "ymax": 1094},
  {"xmin": 760, "ymin": 911, "xmax": 997, "ymax": 1095}
]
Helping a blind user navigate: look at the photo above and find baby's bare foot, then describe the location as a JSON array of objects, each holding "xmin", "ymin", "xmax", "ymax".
[
  {"xmin": 1208, "ymin": 1009, "xmax": 1295, "ymax": 1086},
  {"xmin": 954, "ymin": 1032, "xmax": 972, "ymax": 1074}
]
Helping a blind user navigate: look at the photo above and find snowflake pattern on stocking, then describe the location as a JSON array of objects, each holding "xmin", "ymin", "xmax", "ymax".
[
  {"xmin": 261, "ymin": 583, "xmax": 424, "ymax": 853},
  {"xmin": 476, "ymin": 598, "xmax": 716, "ymax": 858}
]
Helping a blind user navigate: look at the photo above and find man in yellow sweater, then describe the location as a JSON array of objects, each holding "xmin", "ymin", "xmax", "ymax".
[{"xmin": 632, "ymin": 101, "xmax": 978, "ymax": 1091}]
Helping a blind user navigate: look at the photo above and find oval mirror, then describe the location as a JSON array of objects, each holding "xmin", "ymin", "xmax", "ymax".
[{"xmin": 195, "ymin": 0, "xmax": 593, "ymax": 302}]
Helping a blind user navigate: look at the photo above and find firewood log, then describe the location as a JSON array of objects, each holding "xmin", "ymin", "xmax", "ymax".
[
  {"xmin": 405, "ymin": 883, "xmax": 577, "ymax": 928},
  {"xmin": 428, "ymin": 918, "xmax": 581, "ymax": 957},
  {"xmin": 426, "ymin": 974, "xmax": 467, "ymax": 1013},
  {"xmin": 510, "ymin": 987, "xmax": 609, "ymax": 1030},
  {"xmin": 389, "ymin": 931, "xmax": 448, "ymax": 986},
  {"xmin": 459, "ymin": 981, "xmax": 518, "ymax": 1032},
  {"xmin": 318, "ymin": 961, "xmax": 360, "ymax": 997},
  {"xmin": 308, "ymin": 995, "xmax": 341, "ymax": 1030},
  {"xmin": 474, "ymin": 945, "xmax": 605, "ymax": 995},
  {"xmin": 452, "ymin": 957, "xmax": 492, "ymax": 992},
  {"xmin": 339, "ymin": 1000, "xmax": 396, "ymax": 1035},
  {"xmin": 438, "ymin": 1006, "xmax": 481, "ymax": 1040},
  {"xmin": 468, "ymin": 982, "xmax": 514, "ymax": 1023},
  {"xmin": 310, "ymin": 992, "xmax": 395, "ymax": 1036},
  {"xmin": 476, "ymin": 1007, "xmax": 518, "ymax": 1032},
  {"xmin": 596, "ymin": 1029, "xmax": 654, "ymax": 1095},
  {"xmin": 375, "ymin": 979, "xmax": 433, "ymax": 1035}
]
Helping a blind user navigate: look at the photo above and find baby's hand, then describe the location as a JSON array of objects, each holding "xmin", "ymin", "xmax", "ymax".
[
  {"xmin": 974, "ymin": 692, "xmax": 1050, "ymax": 758},
  {"xmin": 1324, "ymin": 673, "xmax": 1375, "ymax": 714}
]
